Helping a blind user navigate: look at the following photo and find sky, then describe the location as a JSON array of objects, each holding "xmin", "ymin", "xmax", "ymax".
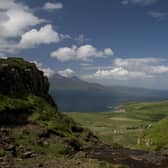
[{"xmin": 0, "ymin": 0, "xmax": 168, "ymax": 90}]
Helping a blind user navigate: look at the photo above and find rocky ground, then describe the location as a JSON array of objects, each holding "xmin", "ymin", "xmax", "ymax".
[
  {"xmin": 0, "ymin": 128, "xmax": 116, "ymax": 168},
  {"xmin": 84, "ymin": 144, "xmax": 168, "ymax": 168},
  {"xmin": 0, "ymin": 127, "xmax": 37, "ymax": 168},
  {"xmin": 1, "ymin": 127, "xmax": 168, "ymax": 168}
]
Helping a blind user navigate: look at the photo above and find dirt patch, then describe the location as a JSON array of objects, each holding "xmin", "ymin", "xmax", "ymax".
[{"xmin": 84, "ymin": 144, "xmax": 168, "ymax": 168}]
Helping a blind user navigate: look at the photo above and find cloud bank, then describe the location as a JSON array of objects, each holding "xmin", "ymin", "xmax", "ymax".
[
  {"xmin": 0, "ymin": 0, "xmax": 65, "ymax": 54},
  {"xmin": 51, "ymin": 45, "xmax": 113, "ymax": 62},
  {"xmin": 83, "ymin": 58, "xmax": 168, "ymax": 80}
]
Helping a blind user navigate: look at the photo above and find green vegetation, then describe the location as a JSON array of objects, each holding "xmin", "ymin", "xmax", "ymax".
[
  {"xmin": 66, "ymin": 100, "xmax": 168, "ymax": 150},
  {"xmin": 141, "ymin": 117, "xmax": 168, "ymax": 150},
  {"xmin": 65, "ymin": 112, "xmax": 145, "ymax": 149},
  {"xmin": 122, "ymin": 101, "xmax": 168, "ymax": 121},
  {"xmin": 0, "ymin": 94, "xmax": 128, "ymax": 168},
  {"xmin": 0, "ymin": 94, "xmax": 97, "ymax": 154},
  {"xmin": 0, "ymin": 57, "xmax": 35, "ymax": 69},
  {"xmin": 0, "ymin": 95, "xmax": 33, "ymax": 111}
]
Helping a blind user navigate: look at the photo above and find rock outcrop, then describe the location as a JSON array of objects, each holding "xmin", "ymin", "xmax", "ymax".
[{"xmin": 0, "ymin": 57, "xmax": 55, "ymax": 106}]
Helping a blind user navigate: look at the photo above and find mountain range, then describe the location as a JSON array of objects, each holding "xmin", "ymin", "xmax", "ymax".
[{"xmin": 49, "ymin": 74, "xmax": 168, "ymax": 112}]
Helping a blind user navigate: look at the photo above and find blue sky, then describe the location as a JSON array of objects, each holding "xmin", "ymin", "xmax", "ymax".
[{"xmin": 1, "ymin": 0, "xmax": 168, "ymax": 89}]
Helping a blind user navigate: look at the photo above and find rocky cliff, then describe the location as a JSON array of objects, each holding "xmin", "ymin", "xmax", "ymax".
[{"xmin": 0, "ymin": 57, "xmax": 55, "ymax": 106}]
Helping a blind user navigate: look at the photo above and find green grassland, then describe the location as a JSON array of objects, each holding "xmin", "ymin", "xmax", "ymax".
[
  {"xmin": 0, "ymin": 94, "xmax": 100, "ymax": 167},
  {"xmin": 65, "ymin": 100, "xmax": 168, "ymax": 151}
]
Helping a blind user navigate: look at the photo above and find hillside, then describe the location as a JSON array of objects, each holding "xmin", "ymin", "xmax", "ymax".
[
  {"xmin": 49, "ymin": 74, "xmax": 104, "ymax": 92},
  {"xmin": 0, "ymin": 58, "xmax": 104, "ymax": 168},
  {"xmin": 141, "ymin": 117, "xmax": 168, "ymax": 150},
  {"xmin": 49, "ymin": 74, "xmax": 168, "ymax": 112}
]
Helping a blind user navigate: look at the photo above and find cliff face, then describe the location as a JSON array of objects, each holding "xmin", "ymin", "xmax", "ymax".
[
  {"xmin": 0, "ymin": 58, "xmax": 57, "ymax": 125},
  {"xmin": 0, "ymin": 58, "xmax": 49, "ymax": 98},
  {"xmin": 0, "ymin": 57, "xmax": 57, "ymax": 107}
]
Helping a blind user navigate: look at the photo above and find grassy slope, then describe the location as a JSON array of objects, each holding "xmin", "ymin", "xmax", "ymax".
[
  {"xmin": 0, "ymin": 95, "xmax": 107, "ymax": 168},
  {"xmin": 141, "ymin": 117, "xmax": 168, "ymax": 150},
  {"xmin": 0, "ymin": 95, "xmax": 128, "ymax": 168},
  {"xmin": 66, "ymin": 100, "xmax": 168, "ymax": 150},
  {"xmin": 0, "ymin": 94, "xmax": 98, "ymax": 148}
]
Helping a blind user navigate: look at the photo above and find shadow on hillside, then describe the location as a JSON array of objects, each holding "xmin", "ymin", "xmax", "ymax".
[{"xmin": 0, "ymin": 107, "xmax": 33, "ymax": 126}]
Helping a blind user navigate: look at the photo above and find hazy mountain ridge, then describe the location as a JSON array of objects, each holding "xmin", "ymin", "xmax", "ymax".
[
  {"xmin": 49, "ymin": 74, "xmax": 105, "ymax": 92},
  {"xmin": 49, "ymin": 74, "xmax": 168, "ymax": 112}
]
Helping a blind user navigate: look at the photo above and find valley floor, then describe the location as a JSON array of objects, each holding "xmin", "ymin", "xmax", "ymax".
[
  {"xmin": 65, "ymin": 101, "xmax": 168, "ymax": 150},
  {"xmin": 65, "ymin": 100, "xmax": 168, "ymax": 167}
]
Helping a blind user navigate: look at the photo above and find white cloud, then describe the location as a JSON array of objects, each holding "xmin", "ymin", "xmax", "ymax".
[
  {"xmin": 58, "ymin": 68, "xmax": 75, "ymax": 77},
  {"xmin": 3, "ymin": 9, "xmax": 42, "ymax": 38},
  {"xmin": 0, "ymin": 13, "xmax": 9, "ymax": 23},
  {"xmin": 94, "ymin": 67, "xmax": 129, "ymax": 78},
  {"xmin": 0, "ymin": 0, "xmax": 69, "ymax": 54},
  {"xmin": 113, "ymin": 58, "xmax": 168, "ymax": 75},
  {"xmin": 148, "ymin": 11, "xmax": 167, "ymax": 20},
  {"xmin": 121, "ymin": 0, "xmax": 157, "ymax": 6},
  {"xmin": 51, "ymin": 45, "xmax": 113, "ymax": 62},
  {"xmin": 43, "ymin": 2, "xmax": 63, "ymax": 11},
  {"xmin": 0, "ymin": 0, "xmax": 46, "ymax": 54},
  {"xmin": 84, "ymin": 67, "xmax": 149, "ymax": 80},
  {"xmin": 42, "ymin": 67, "xmax": 55, "ymax": 77},
  {"xmin": 150, "ymin": 66, "xmax": 168, "ymax": 74},
  {"xmin": 104, "ymin": 48, "xmax": 114, "ymax": 56},
  {"xmin": 0, "ymin": 0, "xmax": 24, "ymax": 10},
  {"xmin": 19, "ymin": 24, "xmax": 60, "ymax": 48},
  {"xmin": 0, "ymin": 1, "xmax": 43, "ymax": 38},
  {"xmin": 51, "ymin": 46, "xmax": 76, "ymax": 62},
  {"xmin": 77, "ymin": 45, "xmax": 100, "ymax": 59},
  {"xmin": 32, "ymin": 61, "xmax": 54, "ymax": 77},
  {"xmin": 83, "ymin": 57, "xmax": 168, "ymax": 80}
]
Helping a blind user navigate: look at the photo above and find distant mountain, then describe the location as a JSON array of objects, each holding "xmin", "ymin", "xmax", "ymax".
[
  {"xmin": 49, "ymin": 74, "xmax": 105, "ymax": 92},
  {"xmin": 49, "ymin": 74, "xmax": 168, "ymax": 112}
]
